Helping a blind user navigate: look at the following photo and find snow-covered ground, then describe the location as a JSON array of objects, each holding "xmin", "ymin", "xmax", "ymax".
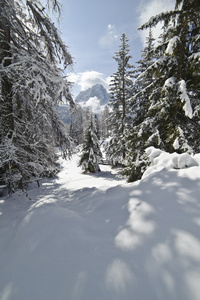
[{"xmin": 1, "ymin": 148, "xmax": 200, "ymax": 300}]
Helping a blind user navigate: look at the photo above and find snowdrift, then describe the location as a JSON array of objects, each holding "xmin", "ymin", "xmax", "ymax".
[{"xmin": 0, "ymin": 148, "xmax": 200, "ymax": 300}]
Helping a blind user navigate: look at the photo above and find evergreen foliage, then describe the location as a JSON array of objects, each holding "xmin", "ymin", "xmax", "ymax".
[
  {"xmin": 1, "ymin": 0, "xmax": 200, "ymax": 190},
  {"xmin": 125, "ymin": 0, "xmax": 200, "ymax": 181},
  {"xmin": 124, "ymin": 29, "xmax": 157, "ymax": 180},
  {"xmin": 129, "ymin": 28, "xmax": 156, "ymax": 127},
  {"xmin": 78, "ymin": 112, "xmax": 102, "ymax": 173},
  {"xmin": 106, "ymin": 33, "xmax": 134, "ymax": 165},
  {"xmin": 0, "ymin": 0, "xmax": 73, "ymax": 193}
]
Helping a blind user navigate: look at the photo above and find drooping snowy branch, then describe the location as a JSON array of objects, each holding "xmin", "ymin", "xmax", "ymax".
[
  {"xmin": 0, "ymin": 0, "xmax": 74, "ymax": 192},
  {"xmin": 178, "ymin": 80, "xmax": 193, "ymax": 119},
  {"xmin": 165, "ymin": 36, "xmax": 180, "ymax": 55}
]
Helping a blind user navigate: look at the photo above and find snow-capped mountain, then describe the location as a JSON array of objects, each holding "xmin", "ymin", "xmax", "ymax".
[
  {"xmin": 75, "ymin": 84, "xmax": 110, "ymax": 106},
  {"xmin": 57, "ymin": 84, "xmax": 110, "ymax": 124}
]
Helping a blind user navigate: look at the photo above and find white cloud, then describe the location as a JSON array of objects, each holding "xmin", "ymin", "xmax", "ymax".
[
  {"xmin": 138, "ymin": 0, "xmax": 175, "ymax": 46},
  {"xmin": 107, "ymin": 24, "xmax": 114, "ymax": 31},
  {"xmin": 99, "ymin": 24, "xmax": 119, "ymax": 49},
  {"xmin": 79, "ymin": 96, "xmax": 105, "ymax": 114},
  {"xmin": 68, "ymin": 71, "xmax": 110, "ymax": 92},
  {"xmin": 85, "ymin": 96, "xmax": 103, "ymax": 114}
]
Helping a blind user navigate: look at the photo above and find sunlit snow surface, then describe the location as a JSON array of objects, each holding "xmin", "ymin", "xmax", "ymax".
[{"xmin": 1, "ymin": 148, "xmax": 200, "ymax": 300}]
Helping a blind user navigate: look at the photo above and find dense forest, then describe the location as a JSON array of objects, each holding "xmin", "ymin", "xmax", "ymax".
[
  {"xmin": 0, "ymin": 0, "xmax": 74, "ymax": 193},
  {"xmin": 1, "ymin": 0, "xmax": 200, "ymax": 192}
]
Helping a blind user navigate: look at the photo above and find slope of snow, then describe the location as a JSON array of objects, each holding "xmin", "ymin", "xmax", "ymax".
[{"xmin": 1, "ymin": 149, "xmax": 200, "ymax": 300}]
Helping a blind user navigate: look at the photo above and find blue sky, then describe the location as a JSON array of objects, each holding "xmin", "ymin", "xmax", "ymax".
[{"xmin": 57, "ymin": 0, "xmax": 175, "ymax": 97}]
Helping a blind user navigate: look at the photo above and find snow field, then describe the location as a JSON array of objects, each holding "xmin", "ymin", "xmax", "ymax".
[{"xmin": 0, "ymin": 148, "xmax": 200, "ymax": 300}]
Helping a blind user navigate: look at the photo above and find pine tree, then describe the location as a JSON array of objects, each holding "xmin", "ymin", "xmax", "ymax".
[
  {"xmin": 125, "ymin": 29, "xmax": 156, "ymax": 181},
  {"xmin": 141, "ymin": 0, "xmax": 200, "ymax": 152},
  {"xmin": 106, "ymin": 33, "xmax": 134, "ymax": 165},
  {"xmin": 126, "ymin": 0, "xmax": 200, "ymax": 181},
  {"xmin": 0, "ymin": 0, "xmax": 73, "ymax": 192},
  {"xmin": 130, "ymin": 28, "xmax": 156, "ymax": 125},
  {"xmin": 78, "ymin": 112, "xmax": 102, "ymax": 173}
]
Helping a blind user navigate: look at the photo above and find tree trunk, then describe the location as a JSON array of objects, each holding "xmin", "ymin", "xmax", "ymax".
[
  {"xmin": 122, "ymin": 76, "xmax": 126, "ymax": 159},
  {"xmin": 177, "ymin": 12, "xmax": 188, "ymax": 81}
]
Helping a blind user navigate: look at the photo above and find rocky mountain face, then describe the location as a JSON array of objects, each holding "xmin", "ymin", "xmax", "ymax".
[
  {"xmin": 75, "ymin": 84, "xmax": 109, "ymax": 105},
  {"xmin": 57, "ymin": 84, "xmax": 110, "ymax": 124}
]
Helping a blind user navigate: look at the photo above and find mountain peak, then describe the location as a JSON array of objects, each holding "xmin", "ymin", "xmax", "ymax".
[{"xmin": 75, "ymin": 84, "xmax": 109, "ymax": 106}]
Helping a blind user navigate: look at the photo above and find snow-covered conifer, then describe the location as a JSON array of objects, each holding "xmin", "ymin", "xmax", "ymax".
[
  {"xmin": 0, "ymin": 0, "xmax": 73, "ymax": 192},
  {"xmin": 130, "ymin": 28, "xmax": 156, "ymax": 125},
  {"xmin": 78, "ymin": 112, "xmax": 102, "ymax": 173},
  {"xmin": 106, "ymin": 33, "xmax": 134, "ymax": 164},
  {"xmin": 126, "ymin": 0, "xmax": 200, "ymax": 181}
]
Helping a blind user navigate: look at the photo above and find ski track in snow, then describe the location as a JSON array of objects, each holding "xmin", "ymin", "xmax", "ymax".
[{"xmin": 0, "ymin": 151, "xmax": 200, "ymax": 300}]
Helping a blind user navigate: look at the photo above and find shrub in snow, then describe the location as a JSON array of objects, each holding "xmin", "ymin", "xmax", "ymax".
[
  {"xmin": 104, "ymin": 136, "xmax": 127, "ymax": 168},
  {"xmin": 126, "ymin": 155, "xmax": 150, "ymax": 182}
]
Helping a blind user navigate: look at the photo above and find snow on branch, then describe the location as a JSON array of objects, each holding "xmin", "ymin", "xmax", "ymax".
[
  {"xmin": 165, "ymin": 36, "xmax": 180, "ymax": 55},
  {"xmin": 138, "ymin": 10, "xmax": 179, "ymax": 30},
  {"xmin": 189, "ymin": 52, "xmax": 200, "ymax": 63},
  {"xmin": 163, "ymin": 77, "xmax": 176, "ymax": 89},
  {"xmin": 178, "ymin": 80, "xmax": 193, "ymax": 119}
]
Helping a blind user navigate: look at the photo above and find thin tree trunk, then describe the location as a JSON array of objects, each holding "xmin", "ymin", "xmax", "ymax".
[{"xmin": 177, "ymin": 12, "xmax": 188, "ymax": 80}]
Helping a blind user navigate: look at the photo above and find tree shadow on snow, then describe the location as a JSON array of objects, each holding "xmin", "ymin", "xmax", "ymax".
[
  {"xmin": 112, "ymin": 169, "xmax": 200, "ymax": 300},
  {"xmin": 1, "ymin": 167, "xmax": 200, "ymax": 300}
]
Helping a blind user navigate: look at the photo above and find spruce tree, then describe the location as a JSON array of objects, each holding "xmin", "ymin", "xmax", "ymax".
[
  {"xmin": 130, "ymin": 28, "xmax": 156, "ymax": 125},
  {"xmin": 140, "ymin": 0, "xmax": 200, "ymax": 152},
  {"xmin": 125, "ymin": 29, "xmax": 156, "ymax": 181},
  {"xmin": 106, "ymin": 33, "xmax": 134, "ymax": 165},
  {"xmin": 78, "ymin": 112, "xmax": 102, "ymax": 173},
  {"xmin": 126, "ymin": 0, "xmax": 200, "ymax": 181}
]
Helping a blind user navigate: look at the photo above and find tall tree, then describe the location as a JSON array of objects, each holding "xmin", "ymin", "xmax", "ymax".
[
  {"xmin": 140, "ymin": 0, "xmax": 200, "ymax": 152},
  {"xmin": 130, "ymin": 28, "xmax": 156, "ymax": 125},
  {"xmin": 125, "ymin": 0, "xmax": 200, "ymax": 181},
  {"xmin": 125, "ymin": 29, "xmax": 156, "ymax": 181},
  {"xmin": 0, "ymin": 0, "xmax": 73, "ymax": 192},
  {"xmin": 106, "ymin": 33, "xmax": 134, "ymax": 165}
]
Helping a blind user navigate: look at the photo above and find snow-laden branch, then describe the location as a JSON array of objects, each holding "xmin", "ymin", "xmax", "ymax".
[
  {"xmin": 178, "ymin": 80, "xmax": 193, "ymax": 119},
  {"xmin": 165, "ymin": 36, "xmax": 180, "ymax": 55}
]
